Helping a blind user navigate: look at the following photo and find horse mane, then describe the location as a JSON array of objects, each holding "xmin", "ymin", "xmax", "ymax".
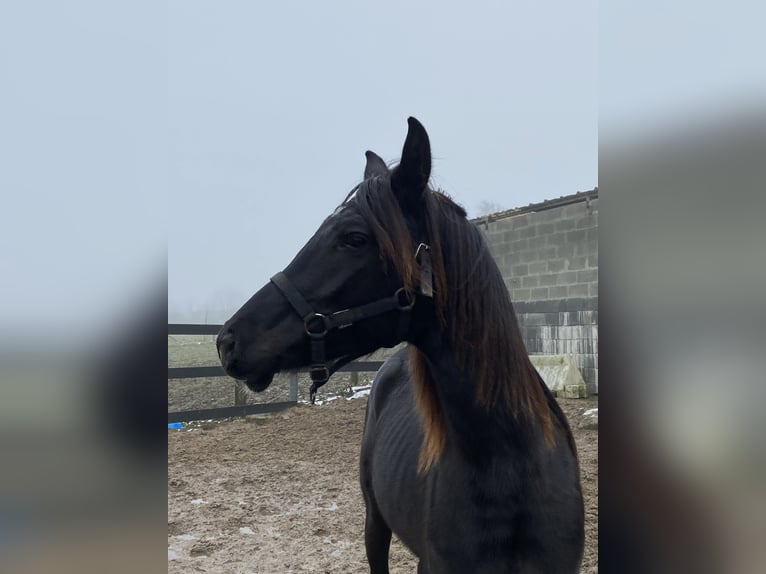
[{"xmin": 349, "ymin": 177, "xmax": 555, "ymax": 471}]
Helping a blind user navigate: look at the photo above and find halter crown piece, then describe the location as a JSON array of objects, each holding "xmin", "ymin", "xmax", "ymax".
[{"xmin": 270, "ymin": 243, "xmax": 433, "ymax": 404}]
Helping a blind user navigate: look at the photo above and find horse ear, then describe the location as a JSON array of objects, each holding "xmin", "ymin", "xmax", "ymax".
[
  {"xmin": 391, "ymin": 117, "xmax": 431, "ymax": 211},
  {"xmin": 364, "ymin": 150, "xmax": 389, "ymax": 180}
]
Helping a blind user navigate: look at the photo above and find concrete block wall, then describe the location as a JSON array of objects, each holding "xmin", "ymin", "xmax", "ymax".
[{"xmin": 476, "ymin": 191, "xmax": 598, "ymax": 393}]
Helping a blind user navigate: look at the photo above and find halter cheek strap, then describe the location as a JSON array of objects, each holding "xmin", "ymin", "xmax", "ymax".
[{"xmin": 270, "ymin": 242, "xmax": 432, "ymax": 404}]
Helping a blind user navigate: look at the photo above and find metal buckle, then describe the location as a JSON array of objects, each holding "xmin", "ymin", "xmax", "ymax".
[
  {"xmin": 309, "ymin": 365, "xmax": 330, "ymax": 383},
  {"xmin": 304, "ymin": 313, "xmax": 329, "ymax": 338},
  {"xmin": 394, "ymin": 288, "xmax": 416, "ymax": 311},
  {"xmin": 415, "ymin": 242, "xmax": 430, "ymax": 261}
]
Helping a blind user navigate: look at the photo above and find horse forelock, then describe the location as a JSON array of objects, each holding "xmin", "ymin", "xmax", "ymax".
[{"xmin": 353, "ymin": 177, "xmax": 418, "ymax": 295}]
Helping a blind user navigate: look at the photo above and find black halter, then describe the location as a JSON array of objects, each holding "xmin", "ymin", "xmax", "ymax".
[{"xmin": 270, "ymin": 243, "xmax": 432, "ymax": 403}]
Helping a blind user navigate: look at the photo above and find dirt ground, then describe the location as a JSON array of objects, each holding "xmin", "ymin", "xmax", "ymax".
[{"xmin": 168, "ymin": 396, "xmax": 598, "ymax": 573}]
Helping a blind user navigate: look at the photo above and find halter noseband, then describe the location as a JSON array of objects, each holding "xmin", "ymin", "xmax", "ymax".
[{"xmin": 270, "ymin": 242, "xmax": 432, "ymax": 404}]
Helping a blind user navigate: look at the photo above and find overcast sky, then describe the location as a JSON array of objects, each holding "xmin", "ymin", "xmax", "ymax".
[
  {"xmin": 167, "ymin": 1, "xmax": 598, "ymax": 319},
  {"xmin": 11, "ymin": 3, "xmax": 761, "ymax": 333}
]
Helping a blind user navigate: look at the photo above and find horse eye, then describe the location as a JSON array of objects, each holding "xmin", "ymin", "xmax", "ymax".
[{"xmin": 343, "ymin": 232, "xmax": 369, "ymax": 248}]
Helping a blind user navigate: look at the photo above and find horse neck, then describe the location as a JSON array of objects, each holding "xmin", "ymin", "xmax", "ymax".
[
  {"xmin": 405, "ymin": 207, "xmax": 554, "ymax": 459},
  {"xmin": 409, "ymin": 311, "xmax": 543, "ymax": 458}
]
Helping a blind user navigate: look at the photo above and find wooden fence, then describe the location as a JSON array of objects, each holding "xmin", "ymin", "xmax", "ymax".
[{"xmin": 168, "ymin": 324, "xmax": 383, "ymax": 423}]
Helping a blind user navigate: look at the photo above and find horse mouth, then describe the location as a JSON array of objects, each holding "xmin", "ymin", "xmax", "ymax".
[
  {"xmin": 226, "ymin": 356, "xmax": 280, "ymax": 393},
  {"xmin": 244, "ymin": 354, "xmax": 282, "ymax": 392},
  {"xmin": 244, "ymin": 372, "xmax": 275, "ymax": 392}
]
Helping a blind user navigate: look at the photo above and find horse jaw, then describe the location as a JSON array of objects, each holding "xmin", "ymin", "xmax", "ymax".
[{"xmin": 241, "ymin": 355, "xmax": 280, "ymax": 392}]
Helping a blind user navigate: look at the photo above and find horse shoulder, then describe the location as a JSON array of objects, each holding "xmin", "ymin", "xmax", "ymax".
[{"xmin": 366, "ymin": 346, "xmax": 412, "ymax": 421}]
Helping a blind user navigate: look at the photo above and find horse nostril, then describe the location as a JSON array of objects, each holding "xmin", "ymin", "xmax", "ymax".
[{"xmin": 216, "ymin": 329, "xmax": 236, "ymax": 361}]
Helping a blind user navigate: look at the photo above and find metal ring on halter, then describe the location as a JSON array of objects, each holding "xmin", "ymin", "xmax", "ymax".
[
  {"xmin": 309, "ymin": 365, "xmax": 330, "ymax": 383},
  {"xmin": 394, "ymin": 288, "xmax": 416, "ymax": 311},
  {"xmin": 304, "ymin": 313, "xmax": 329, "ymax": 338}
]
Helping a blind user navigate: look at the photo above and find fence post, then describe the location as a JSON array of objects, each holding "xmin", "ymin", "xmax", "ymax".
[
  {"xmin": 234, "ymin": 381, "xmax": 248, "ymax": 406},
  {"xmin": 288, "ymin": 371, "xmax": 298, "ymax": 402}
]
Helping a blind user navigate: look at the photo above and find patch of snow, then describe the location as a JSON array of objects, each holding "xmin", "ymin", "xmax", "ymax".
[
  {"xmin": 347, "ymin": 388, "xmax": 371, "ymax": 400},
  {"xmin": 239, "ymin": 527, "xmax": 255, "ymax": 535},
  {"xmin": 168, "ymin": 548, "xmax": 180, "ymax": 561},
  {"xmin": 324, "ymin": 501, "xmax": 338, "ymax": 511},
  {"xmin": 191, "ymin": 498, "xmax": 208, "ymax": 505},
  {"xmin": 584, "ymin": 408, "xmax": 598, "ymax": 417},
  {"xmin": 173, "ymin": 534, "xmax": 197, "ymax": 541}
]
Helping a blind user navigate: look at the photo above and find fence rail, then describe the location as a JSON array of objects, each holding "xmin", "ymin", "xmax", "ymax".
[{"xmin": 168, "ymin": 324, "xmax": 383, "ymax": 423}]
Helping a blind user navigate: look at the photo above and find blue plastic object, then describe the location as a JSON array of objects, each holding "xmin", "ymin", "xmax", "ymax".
[{"xmin": 168, "ymin": 422, "xmax": 183, "ymax": 429}]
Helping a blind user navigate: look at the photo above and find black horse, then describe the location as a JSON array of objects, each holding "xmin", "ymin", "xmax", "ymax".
[{"xmin": 218, "ymin": 118, "xmax": 584, "ymax": 572}]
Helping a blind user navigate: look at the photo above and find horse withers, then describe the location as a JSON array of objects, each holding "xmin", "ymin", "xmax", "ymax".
[{"xmin": 218, "ymin": 118, "xmax": 584, "ymax": 573}]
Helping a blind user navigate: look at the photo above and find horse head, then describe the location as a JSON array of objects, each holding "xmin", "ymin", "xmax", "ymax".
[{"xmin": 217, "ymin": 117, "xmax": 433, "ymax": 396}]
